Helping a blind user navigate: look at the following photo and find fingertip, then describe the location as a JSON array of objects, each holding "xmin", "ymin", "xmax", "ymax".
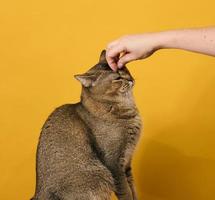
[
  {"xmin": 108, "ymin": 60, "xmax": 118, "ymax": 71},
  {"xmin": 106, "ymin": 57, "xmax": 117, "ymax": 72},
  {"xmin": 110, "ymin": 63, "xmax": 118, "ymax": 72},
  {"xmin": 118, "ymin": 62, "xmax": 123, "ymax": 68}
]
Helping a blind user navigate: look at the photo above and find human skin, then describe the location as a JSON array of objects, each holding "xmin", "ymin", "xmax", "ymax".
[{"xmin": 106, "ymin": 27, "xmax": 215, "ymax": 71}]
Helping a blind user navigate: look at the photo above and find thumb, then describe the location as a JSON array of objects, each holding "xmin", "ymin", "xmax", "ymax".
[{"xmin": 117, "ymin": 53, "xmax": 136, "ymax": 68}]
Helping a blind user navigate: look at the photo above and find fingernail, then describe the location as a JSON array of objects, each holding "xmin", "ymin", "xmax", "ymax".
[
  {"xmin": 113, "ymin": 67, "xmax": 117, "ymax": 72},
  {"xmin": 110, "ymin": 65, "xmax": 117, "ymax": 72},
  {"xmin": 118, "ymin": 62, "xmax": 123, "ymax": 68}
]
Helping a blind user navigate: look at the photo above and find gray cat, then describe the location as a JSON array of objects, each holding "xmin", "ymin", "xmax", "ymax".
[{"xmin": 31, "ymin": 50, "xmax": 142, "ymax": 200}]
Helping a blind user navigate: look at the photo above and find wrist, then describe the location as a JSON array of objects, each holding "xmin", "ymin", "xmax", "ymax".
[
  {"xmin": 154, "ymin": 30, "xmax": 179, "ymax": 49},
  {"xmin": 147, "ymin": 32, "xmax": 171, "ymax": 51}
]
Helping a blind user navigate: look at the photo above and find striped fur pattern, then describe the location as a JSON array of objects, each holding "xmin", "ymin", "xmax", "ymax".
[{"xmin": 31, "ymin": 50, "xmax": 142, "ymax": 200}]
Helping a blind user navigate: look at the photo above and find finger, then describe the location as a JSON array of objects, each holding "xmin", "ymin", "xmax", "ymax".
[
  {"xmin": 106, "ymin": 44, "xmax": 126, "ymax": 61},
  {"xmin": 107, "ymin": 40, "xmax": 119, "ymax": 50},
  {"xmin": 105, "ymin": 50, "xmax": 118, "ymax": 71},
  {"xmin": 117, "ymin": 53, "xmax": 136, "ymax": 68},
  {"xmin": 106, "ymin": 56, "xmax": 118, "ymax": 71},
  {"xmin": 106, "ymin": 45, "xmax": 126, "ymax": 71}
]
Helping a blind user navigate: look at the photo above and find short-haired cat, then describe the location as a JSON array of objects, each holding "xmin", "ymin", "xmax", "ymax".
[{"xmin": 31, "ymin": 50, "xmax": 142, "ymax": 200}]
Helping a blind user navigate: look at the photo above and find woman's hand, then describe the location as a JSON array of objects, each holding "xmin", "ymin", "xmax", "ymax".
[
  {"xmin": 106, "ymin": 33, "xmax": 162, "ymax": 71},
  {"xmin": 106, "ymin": 27, "xmax": 215, "ymax": 71}
]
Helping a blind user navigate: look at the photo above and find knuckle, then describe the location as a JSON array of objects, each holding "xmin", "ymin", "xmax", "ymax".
[
  {"xmin": 107, "ymin": 51, "xmax": 115, "ymax": 57},
  {"xmin": 125, "ymin": 55, "xmax": 132, "ymax": 60}
]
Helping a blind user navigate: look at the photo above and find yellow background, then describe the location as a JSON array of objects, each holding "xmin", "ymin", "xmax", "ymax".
[{"xmin": 0, "ymin": 0, "xmax": 215, "ymax": 199}]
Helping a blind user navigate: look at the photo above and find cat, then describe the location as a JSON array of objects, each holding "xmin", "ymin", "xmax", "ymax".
[{"xmin": 31, "ymin": 50, "xmax": 142, "ymax": 200}]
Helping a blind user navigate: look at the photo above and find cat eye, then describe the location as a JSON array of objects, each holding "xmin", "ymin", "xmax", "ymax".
[{"xmin": 115, "ymin": 76, "xmax": 121, "ymax": 80}]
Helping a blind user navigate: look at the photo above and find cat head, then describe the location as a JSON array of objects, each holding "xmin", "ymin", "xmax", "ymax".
[{"xmin": 74, "ymin": 50, "xmax": 135, "ymax": 102}]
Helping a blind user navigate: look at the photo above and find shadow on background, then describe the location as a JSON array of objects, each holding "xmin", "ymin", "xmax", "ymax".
[
  {"xmin": 135, "ymin": 139, "xmax": 215, "ymax": 200},
  {"xmin": 134, "ymin": 69, "xmax": 215, "ymax": 200}
]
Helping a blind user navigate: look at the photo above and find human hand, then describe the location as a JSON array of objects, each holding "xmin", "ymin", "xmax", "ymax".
[
  {"xmin": 106, "ymin": 33, "xmax": 162, "ymax": 71},
  {"xmin": 106, "ymin": 28, "xmax": 215, "ymax": 71}
]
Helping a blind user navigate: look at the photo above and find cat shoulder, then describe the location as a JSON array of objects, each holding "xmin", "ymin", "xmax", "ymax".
[{"xmin": 41, "ymin": 103, "xmax": 80, "ymax": 130}]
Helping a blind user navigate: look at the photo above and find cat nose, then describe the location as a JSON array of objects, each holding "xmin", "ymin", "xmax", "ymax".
[{"xmin": 128, "ymin": 80, "xmax": 134, "ymax": 87}]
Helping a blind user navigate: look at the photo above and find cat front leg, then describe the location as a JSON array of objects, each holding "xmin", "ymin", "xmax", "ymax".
[
  {"xmin": 125, "ymin": 166, "xmax": 138, "ymax": 200},
  {"xmin": 113, "ymin": 170, "xmax": 133, "ymax": 200}
]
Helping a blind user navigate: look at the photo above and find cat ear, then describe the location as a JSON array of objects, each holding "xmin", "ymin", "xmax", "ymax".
[
  {"xmin": 74, "ymin": 73, "xmax": 97, "ymax": 87},
  {"xmin": 99, "ymin": 49, "xmax": 107, "ymax": 63}
]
